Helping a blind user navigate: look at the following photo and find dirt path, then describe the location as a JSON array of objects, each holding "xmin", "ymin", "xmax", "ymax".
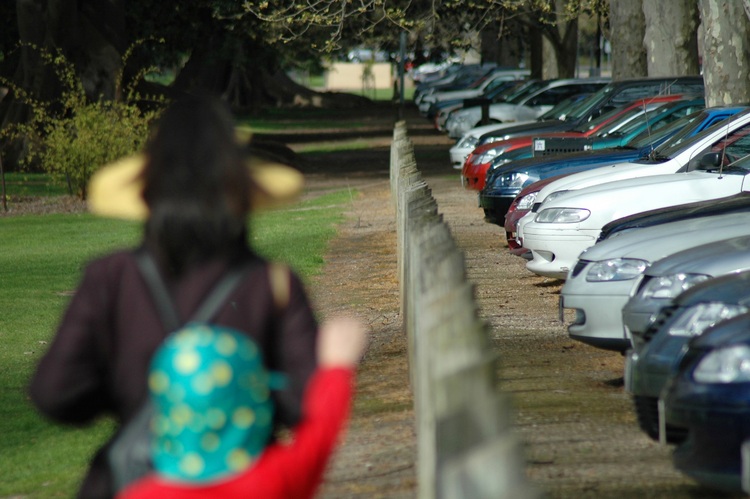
[{"xmin": 301, "ymin": 103, "xmax": 740, "ymax": 498}]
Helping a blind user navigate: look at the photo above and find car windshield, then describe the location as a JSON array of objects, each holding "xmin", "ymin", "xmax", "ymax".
[
  {"xmin": 564, "ymin": 86, "xmax": 614, "ymax": 121},
  {"xmin": 536, "ymin": 94, "xmax": 590, "ymax": 121},
  {"xmin": 590, "ymin": 101, "xmax": 670, "ymax": 136},
  {"xmin": 506, "ymin": 80, "xmax": 550, "ymax": 104},
  {"xmin": 626, "ymin": 110, "xmax": 703, "ymax": 149},
  {"xmin": 568, "ymin": 101, "xmax": 651, "ymax": 134},
  {"xmin": 652, "ymin": 109, "xmax": 750, "ymax": 160},
  {"xmin": 488, "ymin": 80, "xmax": 528, "ymax": 101}
]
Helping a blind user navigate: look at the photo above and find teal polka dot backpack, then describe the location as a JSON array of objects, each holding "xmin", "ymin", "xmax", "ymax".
[
  {"xmin": 107, "ymin": 250, "xmax": 286, "ymax": 492},
  {"xmin": 150, "ymin": 324, "xmax": 284, "ymax": 482}
]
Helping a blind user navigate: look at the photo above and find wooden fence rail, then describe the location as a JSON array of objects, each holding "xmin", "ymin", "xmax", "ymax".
[{"xmin": 390, "ymin": 121, "xmax": 539, "ymax": 499}]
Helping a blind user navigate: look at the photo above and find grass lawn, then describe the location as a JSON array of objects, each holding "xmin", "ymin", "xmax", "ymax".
[{"xmin": 0, "ymin": 189, "xmax": 350, "ymax": 497}]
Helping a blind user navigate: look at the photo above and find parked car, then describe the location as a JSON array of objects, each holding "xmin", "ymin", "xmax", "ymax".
[
  {"xmin": 435, "ymin": 80, "xmax": 532, "ymax": 132},
  {"xmin": 626, "ymin": 269, "xmax": 750, "ymax": 443},
  {"xmin": 529, "ymin": 96, "xmax": 704, "ymax": 156},
  {"xmin": 506, "ymin": 107, "xmax": 746, "ymax": 255},
  {"xmin": 479, "ymin": 100, "xmax": 721, "ymax": 219},
  {"xmin": 459, "ymin": 93, "xmax": 690, "ymax": 190},
  {"xmin": 518, "ymin": 108, "xmax": 750, "ymax": 280},
  {"xmin": 662, "ymin": 311, "xmax": 750, "ymax": 494},
  {"xmin": 559, "ymin": 211, "xmax": 750, "ymax": 352},
  {"xmin": 418, "ymin": 68, "xmax": 530, "ymax": 115},
  {"xmin": 498, "ymin": 107, "xmax": 745, "ymax": 254},
  {"xmin": 414, "ymin": 64, "xmax": 498, "ymax": 105},
  {"xmin": 445, "ymin": 77, "xmax": 610, "ymax": 139},
  {"xmin": 449, "ymin": 92, "xmax": 591, "ymax": 168},
  {"xmin": 470, "ymin": 76, "xmax": 706, "ymax": 148},
  {"xmin": 599, "ymin": 189, "xmax": 750, "ymax": 242}
]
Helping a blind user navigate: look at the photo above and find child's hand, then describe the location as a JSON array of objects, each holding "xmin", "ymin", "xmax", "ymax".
[{"xmin": 317, "ymin": 317, "xmax": 369, "ymax": 368}]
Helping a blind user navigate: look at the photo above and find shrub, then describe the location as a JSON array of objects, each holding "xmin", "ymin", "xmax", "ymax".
[{"xmin": 1, "ymin": 42, "xmax": 164, "ymax": 199}]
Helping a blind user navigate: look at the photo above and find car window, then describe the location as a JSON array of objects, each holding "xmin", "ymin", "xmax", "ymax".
[
  {"xmin": 523, "ymin": 84, "xmax": 603, "ymax": 107},
  {"xmin": 656, "ymin": 110, "xmax": 750, "ymax": 158},
  {"xmin": 565, "ymin": 80, "xmax": 704, "ymax": 123},
  {"xmin": 627, "ymin": 111, "xmax": 703, "ymax": 148},
  {"xmin": 506, "ymin": 80, "xmax": 554, "ymax": 104},
  {"xmin": 609, "ymin": 103, "xmax": 702, "ymax": 138}
]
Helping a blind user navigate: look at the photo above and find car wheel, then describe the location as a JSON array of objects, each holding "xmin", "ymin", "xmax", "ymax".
[{"xmin": 633, "ymin": 395, "xmax": 688, "ymax": 444}]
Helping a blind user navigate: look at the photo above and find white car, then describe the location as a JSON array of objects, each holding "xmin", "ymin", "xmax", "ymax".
[
  {"xmin": 444, "ymin": 78, "xmax": 610, "ymax": 139},
  {"xmin": 560, "ymin": 210, "xmax": 750, "ymax": 352},
  {"xmin": 449, "ymin": 122, "xmax": 534, "ymax": 168},
  {"xmin": 417, "ymin": 69, "xmax": 530, "ymax": 114},
  {"xmin": 517, "ymin": 109, "xmax": 750, "ymax": 278}
]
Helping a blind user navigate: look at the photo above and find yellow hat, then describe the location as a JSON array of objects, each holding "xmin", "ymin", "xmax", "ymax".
[{"xmin": 87, "ymin": 153, "xmax": 304, "ymax": 220}]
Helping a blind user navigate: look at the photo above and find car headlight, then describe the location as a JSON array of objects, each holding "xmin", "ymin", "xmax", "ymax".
[
  {"xmin": 458, "ymin": 136, "xmax": 479, "ymax": 149},
  {"xmin": 669, "ymin": 302, "xmax": 749, "ymax": 337},
  {"xmin": 495, "ymin": 172, "xmax": 530, "ymax": 189},
  {"xmin": 693, "ymin": 345, "xmax": 750, "ymax": 383},
  {"xmin": 473, "ymin": 147, "xmax": 506, "ymax": 165},
  {"xmin": 516, "ymin": 191, "xmax": 538, "ymax": 210},
  {"xmin": 585, "ymin": 258, "xmax": 648, "ymax": 282},
  {"xmin": 640, "ymin": 273, "xmax": 710, "ymax": 299},
  {"xmin": 535, "ymin": 207, "xmax": 590, "ymax": 223}
]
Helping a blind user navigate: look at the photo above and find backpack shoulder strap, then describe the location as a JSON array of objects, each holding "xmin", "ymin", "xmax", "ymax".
[
  {"xmin": 134, "ymin": 250, "xmax": 255, "ymax": 330},
  {"xmin": 134, "ymin": 250, "xmax": 180, "ymax": 331}
]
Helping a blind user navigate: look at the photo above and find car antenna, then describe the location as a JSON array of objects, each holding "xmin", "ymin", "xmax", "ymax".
[{"xmin": 718, "ymin": 115, "xmax": 731, "ymax": 179}]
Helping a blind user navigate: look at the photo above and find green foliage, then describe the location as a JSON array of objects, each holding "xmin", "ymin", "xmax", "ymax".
[
  {"xmin": 36, "ymin": 100, "xmax": 153, "ymax": 199},
  {"xmin": 1, "ymin": 42, "xmax": 164, "ymax": 199}
]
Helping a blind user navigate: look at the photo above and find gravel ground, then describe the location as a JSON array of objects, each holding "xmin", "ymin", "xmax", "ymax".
[{"xmin": 300, "ymin": 103, "xmax": 742, "ymax": 498}]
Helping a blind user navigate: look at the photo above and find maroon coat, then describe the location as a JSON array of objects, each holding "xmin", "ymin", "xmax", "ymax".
[{"xmin": 29, "ymin": 248, "xmax": 318, "ymax": 498}]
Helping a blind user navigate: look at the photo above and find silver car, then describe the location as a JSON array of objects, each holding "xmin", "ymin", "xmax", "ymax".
[{"xmin": 560, "ymin": 211, "xmax": 750, "ymax": 352}]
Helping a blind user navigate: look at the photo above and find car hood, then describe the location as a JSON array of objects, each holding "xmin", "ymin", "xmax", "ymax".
[
  {"xmin": 645, "ymin": 234, "xmax": 750, "ymax": 277},
  {"xmin": 478, "ymin": 119, "xmax": 571, "ymax": 141},
  {"xmin": 491, "ymin": 148, "xmax": 641, "ymax": 180},
  {"xmin": 535, "ymin": 160, "xmax": 678, "ymax": 201},
  {"xmin": 579, "ymin": 211, "xmax": 750, "ymax": 263},
  {"xmin": 540, "ymin": 170, "xmax": 746, "ymax": 220},
  {"xmin": 600, "ymin": 192, "xmax": 750, "ymax": 239}
]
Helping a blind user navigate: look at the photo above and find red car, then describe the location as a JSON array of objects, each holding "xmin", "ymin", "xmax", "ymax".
[
  {"xmin": 504, "ymin": 175, "xmax": 564, "ymax": 257},
  {"xmin": 461, "ymin": 93, "xmax": 688, "ymax": 191}
]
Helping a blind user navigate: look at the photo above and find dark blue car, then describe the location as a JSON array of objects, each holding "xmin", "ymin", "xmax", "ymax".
[
  {"xmin": 626, "ymin": 268, "xmax": 750, "ymax": 443},
  {"xmin": 663, "ymin": 311, "xmax": 750, "ymax": 494},
  {"xmin": 478, "ymin": 106, "xmax": 746, "ymax": 225}
]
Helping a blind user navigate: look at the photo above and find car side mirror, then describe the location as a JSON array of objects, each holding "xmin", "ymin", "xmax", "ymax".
[{"xmin": 696, "ymin": 151, "xmax": 724, "ymax": 171}]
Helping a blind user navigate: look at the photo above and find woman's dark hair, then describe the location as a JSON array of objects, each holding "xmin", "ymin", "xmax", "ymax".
[{"xmin": 141, "ymin": 95, "xmax": 251, "ymax": 277}]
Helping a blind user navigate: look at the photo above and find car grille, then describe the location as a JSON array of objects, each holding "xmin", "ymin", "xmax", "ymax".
[{"xmin": 641, "ymin": 305, "xmax": 678, "ymax": 343}]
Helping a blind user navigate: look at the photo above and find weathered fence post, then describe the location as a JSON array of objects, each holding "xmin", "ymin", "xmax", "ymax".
[{"xmin": 390, "ymin": 122, "xmax": 539, "ymax": 499}]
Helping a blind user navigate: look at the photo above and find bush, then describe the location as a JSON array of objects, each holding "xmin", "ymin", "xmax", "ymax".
[{"xmin": 1, "ymin": 42, "xmax": 164, "ymax": 199}]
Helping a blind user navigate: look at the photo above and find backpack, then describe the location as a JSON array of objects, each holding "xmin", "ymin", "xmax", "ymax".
[{"xmin": 106, "ymin": 250, "xmax": 257, "ymax": 494}]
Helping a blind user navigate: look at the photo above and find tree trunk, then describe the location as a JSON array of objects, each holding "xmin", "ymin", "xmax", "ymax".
[
  {"xmin": 699, "ymin": 0, "xmax": 750, "ymax": 106},
  {"xmin": 643, "ymin": 0, "xmax": 700, "ymax": 76},
  {"xmin": 542, "ymin": 38, "xmax": 558, "ymax": 79},
  {"xmin": 608, "ymin": 0, "xmax": 647, "ymax": 79},
  {"xmin": 528, "ymin": 24, "xmax": 544, "ymax": 80},
  {"xmin": 537, "ymin": 0, "xmax": 578, "ymax": 79}
]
